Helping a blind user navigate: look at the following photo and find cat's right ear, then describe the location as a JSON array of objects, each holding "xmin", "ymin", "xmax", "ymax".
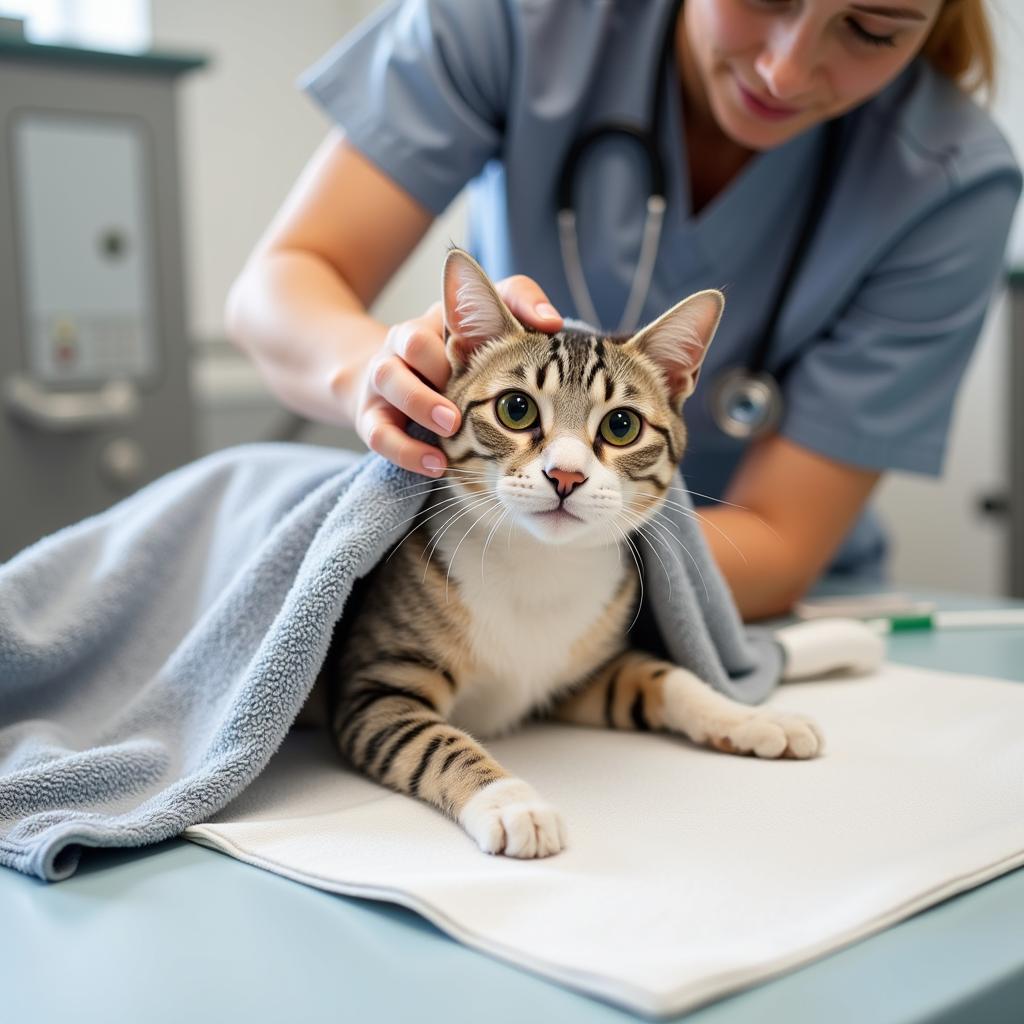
[{"xmin": 443, "ymin": 248, "xmax": 520, "ymax": 371}]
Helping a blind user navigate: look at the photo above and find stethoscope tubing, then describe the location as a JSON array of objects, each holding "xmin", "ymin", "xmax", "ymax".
[
  {"xmin": 557, "ymin": 195, "xmax": 665, "ymax": 335},
  {"xmin": 554, "ymin": 0, "xmax": 843, "ymax": 439}
]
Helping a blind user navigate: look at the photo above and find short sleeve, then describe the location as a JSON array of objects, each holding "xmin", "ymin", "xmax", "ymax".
[
  {"xmin": 298, "ymin": 0, "xmax": 511, "ymax": 215},
  {"xmin": 780, "ymin": 170, "xmax": 1022, "ymax": 475}
]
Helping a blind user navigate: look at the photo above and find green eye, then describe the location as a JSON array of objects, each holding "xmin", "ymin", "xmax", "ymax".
[
  {"xmin": 496, "ymin": 391, "xmax": 539, "ymax": 430},
  {"xmin": 600, "ymin": 408, "xmax": 641, "ymax": 446}
]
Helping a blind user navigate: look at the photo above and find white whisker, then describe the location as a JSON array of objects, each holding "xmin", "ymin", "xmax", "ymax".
[
  {"xmin": 480, "ymin": 508, "xmax": 509, "ymax": 585},
  {"xmin": 384, "ymin": 490, "xmax": 489, "ymax": 561},
  {"xmin": 609, "ymin": 520, "xmax": 645, "ymax": 633},
  {"xmin": 621, "ymin": 506, "xmax": 687, "ymax": 573},
  {"xmin": 422, "ymin": 492, "xmax": 500, "ymax": 583},
  {"xmin": 662, "ymin": 485, "xmax": 782, "ymax": 543},
  {"xmin": 438, "ymin": 466, "xmax": 498, "ymax": 479},
  {"xmin": 628, "ymin": 505, "xmax": 686, "ymax": 542},
  {"xmin": 383, "ymin": 478, "xmax": 489, "ymax": 504},
  {"xmin": 631, "ymin": 492, "xmax": 751, "ymax": 564},
  {"xmin": 446, "ymin": 500, "xmax": 503, "ymax": 602},
  {"xmin": 622, "ymin": 500, "xmax": 709, "ymax": 602},
  {"xmin": 626, "ymin": 502, "xmax": 724, "ymax": 575},
  {"xmin": 617, "ymin": 508, "xmax": 673, "ymax": 601}
]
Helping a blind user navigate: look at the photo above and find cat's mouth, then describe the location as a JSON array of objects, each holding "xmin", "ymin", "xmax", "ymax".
[{"xmin": 532, "ymin": 507, "xmax": 584, "ymax": 525}]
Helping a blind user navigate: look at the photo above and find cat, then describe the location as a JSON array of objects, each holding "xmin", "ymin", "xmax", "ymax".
[{"xmin": 310, "ymin": 248, "xmax": 823, "ymax": 859}]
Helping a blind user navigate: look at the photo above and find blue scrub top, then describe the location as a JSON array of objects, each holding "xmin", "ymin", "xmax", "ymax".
[{"xmin": 300, "ymin": 0, "xmax": 1022, "ymax": 580}]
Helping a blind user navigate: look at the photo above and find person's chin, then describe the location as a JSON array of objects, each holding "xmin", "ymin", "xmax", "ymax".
[{"xmin": 712, "ymin": 74, "xmax": 814, "ymax": 150}]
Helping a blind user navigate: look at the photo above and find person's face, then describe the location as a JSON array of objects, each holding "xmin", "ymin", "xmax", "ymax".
[{"xmin": 683, "ymin": 0, "xmax": 944, "ymax": 149}]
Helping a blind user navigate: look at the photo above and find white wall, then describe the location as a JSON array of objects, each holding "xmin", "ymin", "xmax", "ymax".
[
  {"xmin": 151, "ymin": 0, "xmax": 465, "ymax": 342},
  {"xmin": 152, "ymin": 0, "xmax": 467, "ymax": 455},
  {"xmin": 152, "ymin": 0, "xmax": 1024, "ymax": 595},
  {"xmin": 873, "ymin": 2, "xmax": 1024, "ymax": 595},
  {"xmin": 872, "ymin": 294, "xmax": 1009, "ymax": 594}
]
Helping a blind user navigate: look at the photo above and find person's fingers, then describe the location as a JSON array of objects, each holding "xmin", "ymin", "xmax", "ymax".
[
  {"xmin": 421, "ymin": 299, "xmax": 444, "ymax": 336},
  {"xmin": 370, "ymin": 354, "xmax": 461, "ymax": 438},
  {"xmin": 496, "ymin": 275, "xmax": 563, "ymax": 333},
  {"xmin": 359, "ymin": 400, "xmax": 447, "ymax": 477},
  {"xmin": 387, "ymin": 316, "xmax": 453, "ymax": 392}
]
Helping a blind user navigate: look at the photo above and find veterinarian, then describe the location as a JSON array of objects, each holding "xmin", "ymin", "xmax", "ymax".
[{"xmin": 225, "ymin": 0, "xmax": 1020, "ymax": 620}]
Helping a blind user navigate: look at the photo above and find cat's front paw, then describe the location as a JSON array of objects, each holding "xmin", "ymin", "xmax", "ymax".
[
  {"xmin": 663, "ymin": 670, "xmax": 825, "ymax": 759},
  {"xmin": 458, "ymin": 778, "xmax": 568, "ymax": 858},
  {"xmin": 705, "ymin": 709, "xmax": 824, "ymax": 760}
]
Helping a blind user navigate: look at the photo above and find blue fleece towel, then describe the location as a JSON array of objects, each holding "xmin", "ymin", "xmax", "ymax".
[{"xmin": 0, "ymin": 443, "xmax": 779, "ymax": 881}]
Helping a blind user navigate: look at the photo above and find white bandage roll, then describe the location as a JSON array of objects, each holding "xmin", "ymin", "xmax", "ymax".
[{"xmin": 774, "ymin": 618, "xmax": 885, "ymax": 682}]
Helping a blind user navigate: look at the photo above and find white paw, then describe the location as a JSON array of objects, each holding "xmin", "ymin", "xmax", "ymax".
[
  {"xmin": 458, "ymin": 778, "xmax": 568, "ymax": 858},
  {"xmin": 663, "ymin": 670, "xmax": 825, "ymax": 760},
  {"xmin": 705, "ymin": 709, "xmax": 825, "ymax": 759}
]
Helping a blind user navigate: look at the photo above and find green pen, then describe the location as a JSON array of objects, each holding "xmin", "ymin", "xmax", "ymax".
[{"xmin": 866, "ymin": 609, "xmax": 1024, "ymax": 634}]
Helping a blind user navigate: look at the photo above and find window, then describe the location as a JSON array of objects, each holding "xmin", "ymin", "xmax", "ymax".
[{"xmin": 0, "ymin": 0, "xmax": 149, "ymax": 52}]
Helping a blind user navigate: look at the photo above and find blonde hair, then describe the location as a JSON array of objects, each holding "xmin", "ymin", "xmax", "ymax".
[{"xmin": 922, "ymin": 0, "xmax": 996, "ymax": 97}]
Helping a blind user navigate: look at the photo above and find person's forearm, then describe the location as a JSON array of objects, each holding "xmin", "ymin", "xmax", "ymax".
[
  {"xmin": 696, "ymin": 505, "xmax": 812, "ymax": 622},
  {"xmin": 692, "ymin": 437, "xmax": 880, "ymax": 621},
  {"xmin": 225, "ymin": 248, "xmax": 387, "ymax": 427}
]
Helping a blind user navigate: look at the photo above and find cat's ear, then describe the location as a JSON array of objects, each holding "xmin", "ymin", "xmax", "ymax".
[
  {"xmin": 443, "ymin": 248, "xmax": 521, "ymax": 370},
  {"xmin": 623, "ymin": 290, "xmax": 724, "ymax": 407}
]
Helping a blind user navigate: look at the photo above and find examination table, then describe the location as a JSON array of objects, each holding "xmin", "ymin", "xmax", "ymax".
[{"xmin": 5, "ymin": 586, "xmax": 1023, "ymax": 1023}]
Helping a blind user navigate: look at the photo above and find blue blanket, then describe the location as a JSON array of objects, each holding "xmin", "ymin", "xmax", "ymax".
[{"xmin": 0, "ymin": 443, "xmax": 779, "ymax": 881}]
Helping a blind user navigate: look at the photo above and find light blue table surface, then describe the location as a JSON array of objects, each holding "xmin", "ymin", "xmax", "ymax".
[{"xmin": 5, "ymin": 588, "xmax": 1024, "ymax": 1024}]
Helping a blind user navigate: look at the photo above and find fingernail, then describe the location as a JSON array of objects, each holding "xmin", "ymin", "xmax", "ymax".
[
  {"xmin": 536, "ymin": 302, "xmax": 560, "ymax": 321},
  {"xmin": 422, "ymin": 455, "xmax": 444, "ymax": 475},
  {"xmin": 431, "ymin": 405, "xmax": 457, "ymax": 433}
]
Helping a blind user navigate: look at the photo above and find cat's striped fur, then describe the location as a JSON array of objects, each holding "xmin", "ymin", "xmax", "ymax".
[{"xmin": 308, "ymin": 250, "xmax": 823, "ymax": 858}]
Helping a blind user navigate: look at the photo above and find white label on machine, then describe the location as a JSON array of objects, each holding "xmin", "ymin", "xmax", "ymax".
[{"xmin": 12, "ymin": 113, "xmax": 158, "ymax": 385}]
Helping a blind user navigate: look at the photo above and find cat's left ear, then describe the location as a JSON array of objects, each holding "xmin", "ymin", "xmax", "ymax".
[
  {"xmin": 443, "ymin": 248, "xmax": 521, "ymax": 371},
  {"xmin": 623, "ymin": 290, "xmax": 724, "ymax": 408}
]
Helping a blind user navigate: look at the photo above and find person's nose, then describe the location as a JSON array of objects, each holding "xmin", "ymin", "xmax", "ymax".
[
  {"xmin": 544, "ymin": 468, "xmax": 587, "ymax": 499},
  {"xmin": 753, "ymin": 20, "xmax": 821, "ymax": 104}
]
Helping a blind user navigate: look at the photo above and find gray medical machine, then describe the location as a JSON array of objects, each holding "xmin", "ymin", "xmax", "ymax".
[{"xmin": 0, "ymin": 31, "xmax": 205, "ymax": 561}]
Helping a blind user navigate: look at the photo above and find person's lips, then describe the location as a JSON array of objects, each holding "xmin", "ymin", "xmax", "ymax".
[{"xmin": 734, "ymin": 76, "xmax": 802, "ymax": 121}]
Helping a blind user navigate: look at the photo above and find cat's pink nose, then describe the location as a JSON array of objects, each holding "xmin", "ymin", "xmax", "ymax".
[{"xmin": 545, "ymin": 468, "xmax": 587, "ymax": 498}]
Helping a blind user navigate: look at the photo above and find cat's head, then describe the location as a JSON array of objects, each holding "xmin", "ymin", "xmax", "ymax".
[{"xmin": 437, "ymin": 248, "xmax": 722, "ymax": 548}]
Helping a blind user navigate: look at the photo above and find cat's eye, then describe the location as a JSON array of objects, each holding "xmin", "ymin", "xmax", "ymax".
[
  {"xmin": 496, "ymin": 391, "xmax": 539, "ymax": 430},
  {"xmin": 599, "ymin": 408, "xmax": 642, "ymax": 447}
]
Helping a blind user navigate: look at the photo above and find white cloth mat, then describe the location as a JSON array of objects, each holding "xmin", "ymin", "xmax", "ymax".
[{"xmin": 184, "ymin": 663, "xmax": 1024, "ymax": 1018}]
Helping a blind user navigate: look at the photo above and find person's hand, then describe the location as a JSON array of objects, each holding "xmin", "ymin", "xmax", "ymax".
[{"xmin": 355, "ymin": 275, "xmax": 563, "ymax": 476}]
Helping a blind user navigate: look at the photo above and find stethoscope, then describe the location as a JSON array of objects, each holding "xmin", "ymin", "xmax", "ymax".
[{"xmin": 555, "ymin": 0, "xmax": 844, "ymax": 441}]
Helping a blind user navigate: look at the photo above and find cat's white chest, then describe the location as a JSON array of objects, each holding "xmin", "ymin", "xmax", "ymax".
[{"xmin": 435, "ymin": 527, "xmax": 625, "ymax": 738}]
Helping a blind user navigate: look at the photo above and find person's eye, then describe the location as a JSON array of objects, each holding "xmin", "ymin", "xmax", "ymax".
[
  {"xmin": 495, "ymin": 391, "xmax": 539, "ymax": 430},
  {"xmin": 748, "ymin": 2, "xmax": 899, "ymax": 50},
  {"xmin": 847, "ymin": 18, "xmax": 898, "ymax": 48}
]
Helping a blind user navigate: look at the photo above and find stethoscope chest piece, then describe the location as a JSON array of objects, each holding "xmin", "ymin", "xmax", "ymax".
[{"xmin": 709, "ymin": 368, "xmax": 784, "ymax": 441}]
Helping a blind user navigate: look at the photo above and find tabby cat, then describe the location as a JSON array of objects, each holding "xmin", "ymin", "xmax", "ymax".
[{"xmin": 311, "ymin": 248, "xmax": 823, "ymax": 859}]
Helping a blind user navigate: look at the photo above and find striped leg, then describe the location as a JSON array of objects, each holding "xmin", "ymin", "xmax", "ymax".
[
  {"xmin": 332, "ymin": 663, "xmax": 566, "ymax": 857},
  {"xmin": 552, "ymin": 650, "xmax": 824, "ymax": 759}
]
